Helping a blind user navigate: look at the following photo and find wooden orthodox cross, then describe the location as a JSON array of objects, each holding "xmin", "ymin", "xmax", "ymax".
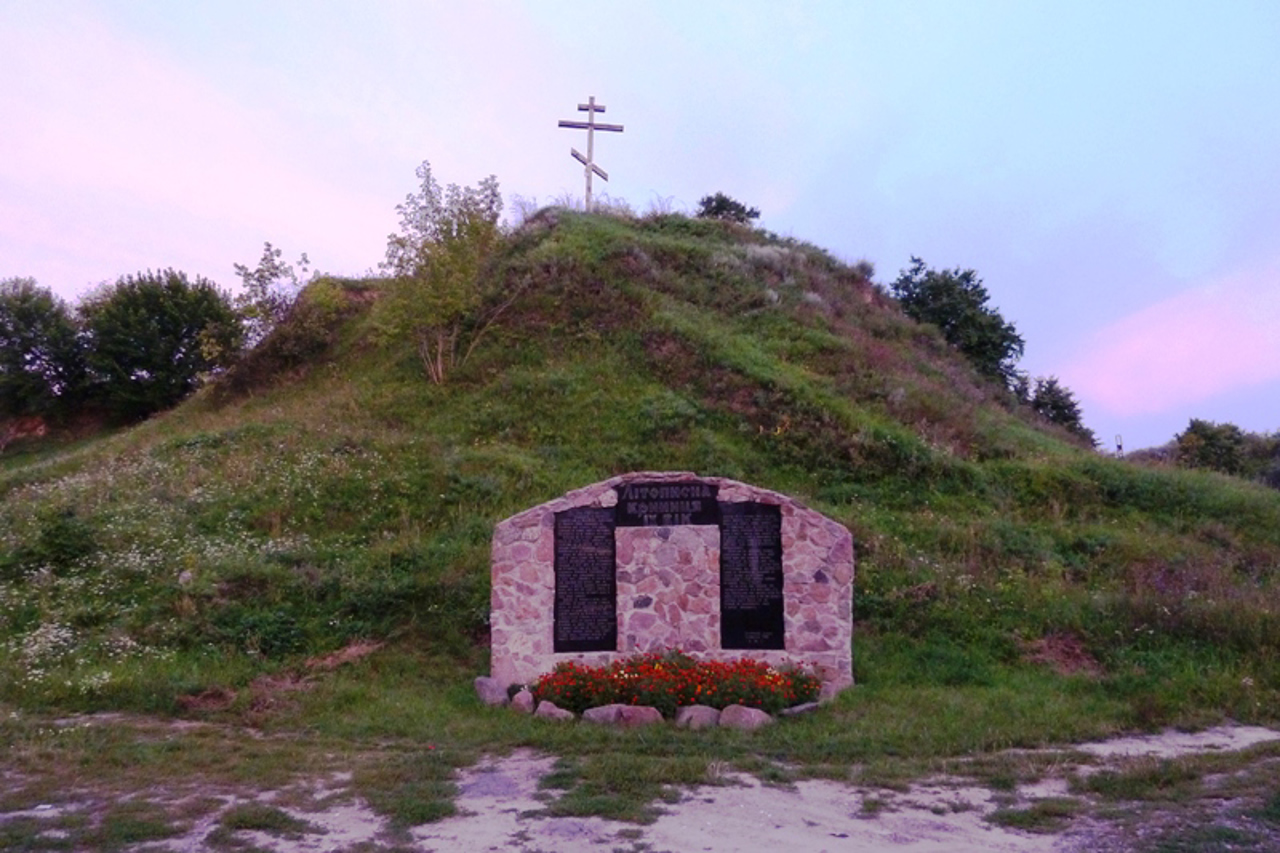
[{"xmin": 558, "ymin": 95, "xmax": 623, "ymax": 211}]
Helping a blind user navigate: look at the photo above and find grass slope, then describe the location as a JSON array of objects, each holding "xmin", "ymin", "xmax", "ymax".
[{"xmin": 2, "ymin": 210, "xmax": 1279, "ymax": 828}]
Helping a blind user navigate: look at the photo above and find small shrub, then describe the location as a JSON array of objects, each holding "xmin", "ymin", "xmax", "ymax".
[
  {"xmin": 35, "ymin": 507, "xmax": 97, "ymax": 570},
  {"xmin": 3, "ymin": 506, "xmax": 98, "ymax": 579},
  {"xmin": 987, "ymin": 797, "xmax": 1082, "ymax": 833},
  {"xmin": 218, "ymin": 803, "xmax": 324, "ymax": 838},
  {"xmin": 696, "ymin": 193, "xmax": 760, "ymax": 225},
  {"xmin": 215, "ymin": 609, "xmax": 305, "ymax": 658}
]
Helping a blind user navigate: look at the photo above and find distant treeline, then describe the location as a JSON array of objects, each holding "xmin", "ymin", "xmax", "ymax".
[{"xmin": 1168, "ymin": 419, "xmax": 1280, "ymax": 489}]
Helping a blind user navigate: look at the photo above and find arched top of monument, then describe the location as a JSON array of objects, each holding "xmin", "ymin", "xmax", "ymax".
[{"xmin": 494, "ymin": 470, "xmax": 849, "ymax": 539}]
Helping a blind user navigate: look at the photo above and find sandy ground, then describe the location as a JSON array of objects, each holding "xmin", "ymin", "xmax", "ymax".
[
  {"xmin": 1073, "ymin": 724, "xmax": 1280, "ymax": 759},
  {"xmin": 408, "ymin": 725, "xmax": 1280, "ymax": 853},
  {"xmin": 417, "ymin": 753, "xmax": 1062, "ymax": 853},
  {"xmin": 6, "ymin": 724, "xmax": 1280, "ymax": 851}
]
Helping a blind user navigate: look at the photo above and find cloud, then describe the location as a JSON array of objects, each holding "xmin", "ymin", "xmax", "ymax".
[
  {"xmin": 1061, "ymin": 260, "xmax": 1280, "ymax": 416},
  {"xmin": 0, "ymin": 6, "xmax": 391, "ymax": 293}
]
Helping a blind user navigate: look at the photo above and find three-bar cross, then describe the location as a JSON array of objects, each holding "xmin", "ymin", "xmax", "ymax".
[{"xmin": 558, "ymin": 95, "xmax": 623, "ymax": 211}]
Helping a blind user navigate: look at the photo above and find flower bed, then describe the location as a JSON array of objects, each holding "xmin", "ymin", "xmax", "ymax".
[{"xmin": 531, "ymin": 651, "xmax": 821, "ymax": 717}]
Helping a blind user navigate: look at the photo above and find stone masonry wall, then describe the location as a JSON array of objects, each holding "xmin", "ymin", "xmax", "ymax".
[{"xmin": 489, "ymin": 471, "xmax": 854, "ymax": 695}]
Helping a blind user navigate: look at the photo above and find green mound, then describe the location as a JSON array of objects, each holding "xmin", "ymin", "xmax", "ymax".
[{"xmin": 2, "ymin": 210, "xmax": 1278, "ymax": 733}]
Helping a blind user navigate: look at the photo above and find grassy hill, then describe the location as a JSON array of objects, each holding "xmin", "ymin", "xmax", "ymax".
[{"xmin": 3, "ymin": 210, "xmax": 1279, "ymax": 793}]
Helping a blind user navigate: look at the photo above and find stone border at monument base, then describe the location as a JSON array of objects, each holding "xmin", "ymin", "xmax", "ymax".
[{"xmin": 489, "ymin": 471, "xmax": 855, "ymax": 697}]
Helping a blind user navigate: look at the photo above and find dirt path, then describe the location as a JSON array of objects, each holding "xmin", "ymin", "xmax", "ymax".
[{"xmin": 3, "ymin": 725, "xmax": 1279, "ymax": 851}]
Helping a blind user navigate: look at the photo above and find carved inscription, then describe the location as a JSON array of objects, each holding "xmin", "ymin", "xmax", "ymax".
[
  {"xmin": 719, "ymin": 502, "xmax": 785, "ymax": 650},
  {"xmin": 553, "ymin": 507, "xmax": 617, "ymax": 653},
  {"xmin": 615, "ymin": 481, "xmax": 720, "ymax": 527}
]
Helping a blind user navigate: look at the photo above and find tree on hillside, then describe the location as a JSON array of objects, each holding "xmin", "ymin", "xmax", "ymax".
[
  {"xmin": 696, "ymin": 192, "xmax": 760, "ymax": 225},
  {"xmin": 1026, "ymin": 376, "xmax": 1095, "ymax": 444},
  {"xmin": 233, "ymin": 241, "xmax": 311, "ymax": 349},
  {"xmin": 379, "ymin": 160, "xmax": 516, "ymax": 384},
  {"xmin": 79, "ymin": 270, "xmax": 241, "ymax": 420},
  {"xmin": 0, "ymin": 277, "xmax": 85, "ymax": 419},
  {"xmin": 890, "ymin": 257, "xmax": 1024, "ymax": 386}
]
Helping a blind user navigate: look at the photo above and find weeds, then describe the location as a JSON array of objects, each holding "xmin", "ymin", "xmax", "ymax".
[
  {"xmin": 214, "ymin": 803, "xmax": 325, "ymax": 839},
  {"xmin": 536, "ymin": 753, "xmax": 701, "ymax": 824},
  {"xmin": 986, "ymin": 797, "xmax": 1083, "ymax": 833},
  {"xmin": 1073, "ymin": 757, "xmax": 1205, "ymax": 801},
  {"xmin": 353, "ymin": 749, "xmax": 460, "ymax": 827}
]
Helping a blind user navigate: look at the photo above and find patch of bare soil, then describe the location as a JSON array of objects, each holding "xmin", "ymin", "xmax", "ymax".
[
  {"xmin": 175, "ymin": 685, "xmax": 238, "ymax": 714},
  {"xmin": 305, "ymin": 640, "xmax": 384, "ymax": 671},
  {"xmin": 1019, "ymin": 633, "xmax": 1102, "ymax": 677},
  {"xmin": 175, "ymin": 641, "xmax": 382, "ymax": 714},
  {"xmin": 174, "ymin": 672, "xmax": 314, "ymax": 715},
  {"xmin": 1074, "ymin": 725, "xmax": 1280, "ymax": 759}
]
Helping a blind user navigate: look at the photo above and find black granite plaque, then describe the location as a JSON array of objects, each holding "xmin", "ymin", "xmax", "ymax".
[
  {"xmin": 719, "ymin": 501, "xmax": 785, "ymax": 650},
  {"xmin": 553, "ymin": 507, "xmax": 618, "ymax": 653},
  {"xmin": 615, "ymin": 481, "xmax": 720, "ymax": 527}
]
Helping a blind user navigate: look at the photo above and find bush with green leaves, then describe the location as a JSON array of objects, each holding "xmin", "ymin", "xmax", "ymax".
[
  {"xmin": 696, "ymin": 192, "xmax": 760, "ymax": 224},
  {"xmin": 378, "ymin": 160, "xmax": 514, "ymax": 383},
  {"xmin": 79, "ymin": 269, "xmax": 241, "ymax": 420},
  {"xmin": 0, "ymin": 277, "xmax": 85, "ymax": 420},
  {"xmin": 890, "ymin": 257, "xmax": 1024, "ymax": 386}
]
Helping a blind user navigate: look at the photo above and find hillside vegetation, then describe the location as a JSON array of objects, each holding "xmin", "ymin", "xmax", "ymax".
[{"xmin": 3, "ymin": 207, "xmax": 1279, "ymax": 742}]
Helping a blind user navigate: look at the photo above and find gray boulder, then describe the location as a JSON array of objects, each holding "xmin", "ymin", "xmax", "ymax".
[
  {"xmin": 582, "ymin": 704, "xmax": 663, "ymax": 727},
  {"xmin": 618, "ymin": 705, "xmax": 663, "ymax": 727},
  {"xmin": 474, "ymin": 676, "xmax": 509, "ymax": 707},
  {"xmin": 675, "ymin": 705, "xmax": 721, "ymax": 730},
  {"xmin": 718, "ymin": 704, "xmax": 773, "ymax": 731},
  {"xmin": 534, "ymin": 700, "xmax": 575, "ymax": 721},
  {"xmin": 511, "ymin": 689, "xmax": 535, "ymax": 714},
  {"xmin": 582, "ymin": 704, "xmax": 626, "ymax": 724}
]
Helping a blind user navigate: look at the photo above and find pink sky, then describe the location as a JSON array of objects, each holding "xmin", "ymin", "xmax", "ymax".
[{"xmin": 1062, "ymin": 261, "xmax": 1280, "ymax": 418}]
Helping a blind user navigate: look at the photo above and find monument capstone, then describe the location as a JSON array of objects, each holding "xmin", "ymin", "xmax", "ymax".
[{"xmin": 489, "ymin": 471, "xmax": 854, "ymax": 696}]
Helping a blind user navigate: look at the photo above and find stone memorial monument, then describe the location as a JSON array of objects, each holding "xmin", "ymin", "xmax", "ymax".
[{"xmin": 489, "ymin": 471, "xmax": 854, "ymax": 696}]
